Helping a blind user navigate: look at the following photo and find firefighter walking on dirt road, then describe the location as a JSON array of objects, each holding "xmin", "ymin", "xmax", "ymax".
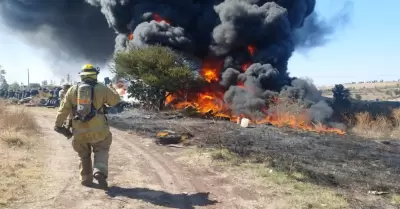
[
  {"xmin": 59, "ymin": 82, "xmax": 72, "ymax": 128},
  {"xmin": 54, "ymin": 64, "xmax": 121, "ymax": 189},
  {"xmin": 59, "ymin": 82, "xmax": 71, "ymax": 102}
]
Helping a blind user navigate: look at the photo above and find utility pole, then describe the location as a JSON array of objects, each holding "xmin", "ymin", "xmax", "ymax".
[{"xmin": 27, "ymin": 69, "xmax": 30, "ymax": 87}]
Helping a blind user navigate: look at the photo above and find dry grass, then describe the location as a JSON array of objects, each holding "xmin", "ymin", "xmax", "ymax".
[
  {"xmin": 0, "ymin": 101, "xmax": 42, "ymax": 207},
  {"xmin": 208, "ymin": 148, "xmax": 349, "ymax": 209},
  {"xmin": 391, "ymin": 194, "xmax": 400, "ymax": 205},
  {"xmin": 350, "ymin": 108, "xmax": 400, "ymax": 139},
  {"xmin": 0, "ymin": 101, "xmax": 39, "ymax": 147}
]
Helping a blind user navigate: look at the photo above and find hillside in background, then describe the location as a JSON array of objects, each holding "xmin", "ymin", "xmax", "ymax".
[{"xmin": 319, "ymin": 80, "xmax": 400, "ymax": 101}]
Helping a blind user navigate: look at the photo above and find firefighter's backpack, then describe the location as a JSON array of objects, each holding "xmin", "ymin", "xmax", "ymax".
[{"xmin": 74, "ymin": 82, "xmax": 98, "ymax": 122}]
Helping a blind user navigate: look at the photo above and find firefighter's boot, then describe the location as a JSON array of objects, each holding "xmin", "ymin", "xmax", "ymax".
[{"xmin": 94, "ymin": 172, "xmax": 108, "ymax": 189}]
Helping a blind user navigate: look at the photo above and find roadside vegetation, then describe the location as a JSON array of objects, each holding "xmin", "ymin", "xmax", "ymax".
[
  {"xmin": 349, "ymin": 108, "xmax": 400, "ymax": 139},
  {"xmin": 113, "ymin": 45, "xmax": 206, "ymax": 110},
  {"xmin": 0, "ymin": 101, "xmax": 43, "ymax": 207}
]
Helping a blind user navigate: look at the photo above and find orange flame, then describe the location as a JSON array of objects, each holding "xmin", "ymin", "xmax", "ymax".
[
  {"xmin": 247, "ymin": 45, "xmax": 255, "ymax": 56},
  {"xmin": 252, "ymin": 112, "xmax": 345, "ymax": 135},
  {"xmin": 242, "ymin": 62, "xmax": 251, "ymax": 71},
  {"xmin": 166, "ymin": 92, "xmax": 231, "ymax": 118},
  {"xmin": 166, "ymin": 92, "xmax": 345, "ymax": 134},
  {"xmin": 165, "ymin": 92, "xmax": 174, "ymax": 104},
  {"xmin": 165, "ymin": 58, "xmax": 345, "ymax": 135},
  {"xmin": 200, "ymin": 58, "xmax": 223, "ymax": 83},
  {"xmin": 128, "ymin": 33, "xmax": 134, "ymax": 40},
  {"xmin": 153, "ymin": 13, "xmax": 171, "ymax": 24}
]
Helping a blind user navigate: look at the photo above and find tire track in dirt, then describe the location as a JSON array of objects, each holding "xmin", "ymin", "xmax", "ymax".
[
  {"xmin": 111, "ymin": 129, "xmax": 243, "ymax": 209},
  {"xmin": 112, "ymin": 129, "xmax": 198, "ymax": 192},
  {"xmin": 24, "ymin": 109, "xmax": 219, "ymax": 209},
  {"xmin": 17, "ymin": 111, "xmax": 81, "ymax": 209},
  {"xmin": 110, "ymin": 130, "xmax": 197, "ymax": 208}
]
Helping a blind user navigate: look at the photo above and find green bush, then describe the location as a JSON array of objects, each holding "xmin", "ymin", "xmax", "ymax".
[{"xmin": 114, "ymin": 45, "xmax": 205, "ymax": 110}]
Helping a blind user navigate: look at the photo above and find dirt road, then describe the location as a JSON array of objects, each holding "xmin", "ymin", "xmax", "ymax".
[{"xmin": 8, "ymin": 108, "xmax": 267, "ymax": 209}]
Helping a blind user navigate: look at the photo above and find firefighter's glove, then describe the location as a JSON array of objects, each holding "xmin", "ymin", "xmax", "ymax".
[{"xmin": 54, "ymin": 126, "xmax": 73, "ymax": 139}]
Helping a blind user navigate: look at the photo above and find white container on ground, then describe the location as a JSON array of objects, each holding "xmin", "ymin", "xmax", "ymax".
[{"xmin": 240, "ymin": 118, "xmax": 250, "ymax": 128}]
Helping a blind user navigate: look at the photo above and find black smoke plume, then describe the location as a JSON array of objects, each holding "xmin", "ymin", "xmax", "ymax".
[
  {"xmin": 0, "ymin": 0, "xmax": 116, "ymax": 67},
  {"xmin": 0, "ymin": 0, "xmax": 352, "ymax": 123}
]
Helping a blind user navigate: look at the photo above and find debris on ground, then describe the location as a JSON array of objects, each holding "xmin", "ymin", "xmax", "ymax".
[
  {"xmin": 368, "ymin": 191, "xmax": 390, "ymax": 195},
  {"xmin": 155, "ymin": 130, "xmax": 193, "ymax": 145},
  {"xmin": 18, "ymin": 97, "xmax": 32, "ymax": 104},
  {"xmin": 161, "ymin": 111, "xmax": 183, "ymax": 119},
  {"xmin": 180, "ymin": 106, "xmax": 230, "ymax": 121},
  {"xmin": 182, "ymin": 105, "xmax": 201, "ymax": 117}
]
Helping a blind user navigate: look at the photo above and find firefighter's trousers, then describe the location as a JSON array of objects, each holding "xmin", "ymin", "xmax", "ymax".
[{"xmin": 71, "ymin": 133, "xmax": 112, "ymax": 182}]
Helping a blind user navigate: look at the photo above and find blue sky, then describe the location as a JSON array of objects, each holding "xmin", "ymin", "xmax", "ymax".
[
  {"xmin": 0, "ymin": 0, "xmax": 398, "ymax": 87},
  {"xmin": 289, "ymin": 0, "xmax": 400, "ymax": 86}
]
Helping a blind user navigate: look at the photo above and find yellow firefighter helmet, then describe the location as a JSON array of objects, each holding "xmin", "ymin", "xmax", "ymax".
[{"xmin": 79, "ymin": 64, "xmax": 99, "ymax": 76}]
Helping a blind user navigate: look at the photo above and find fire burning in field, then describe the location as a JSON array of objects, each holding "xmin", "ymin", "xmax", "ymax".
[
  {"xmin": 165, "ymin": 46, "xmax": 345, "ymax": 135},
  {"xmin": 128, "ymin": 8, "xmax": 345, "ymax": 135},
  {"xmin": 1, "ymin": 1, "xmax": 350, "ymax": 135},
  {"xmin": 166, "ymin": 94, "xmax": 345, "ymax": 135}
]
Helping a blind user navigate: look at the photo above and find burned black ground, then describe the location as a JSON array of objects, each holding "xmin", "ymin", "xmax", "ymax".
[{"xmin": 107, "ymin": 109, "xmax": 400, "ymax": 208}]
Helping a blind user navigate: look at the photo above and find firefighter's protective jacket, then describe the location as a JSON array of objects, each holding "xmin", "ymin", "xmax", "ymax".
[{"xmin": 55, "ymin": 83, "xmax": 121, "ymax": 143}]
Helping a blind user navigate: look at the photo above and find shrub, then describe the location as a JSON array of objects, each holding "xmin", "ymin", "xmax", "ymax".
[
  {"xmin": 332, "ymin": 84, "xmax": 351, "ymax": 106},
  {"xmin": 331, "ymin": 84, "xmax": 351, "ymax": 120},
  {"xmin": 114, "ymin": 45, "xmax": 205, "ymax": 110}
]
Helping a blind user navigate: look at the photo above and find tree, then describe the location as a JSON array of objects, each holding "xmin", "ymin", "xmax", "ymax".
[
  {"xmin": 9, "ymin": 82, "xmax": 20, "ymax": 91},
  {"xmin": 114, "ymin": 45, "xmax": 205, "ymax": 110},
  {"xmin": 60, "ymin": 78, "xmax": 65, "ymax": 85},
  {"xmin": 332, "ymin": 84, "xmax": 351, "ymax": 107},
  {"xmin": 0, "ymin": 66, "xmax": 8, "ymax": 91},
  {"xmin": 355, "ymin": 94, "xmax": 362, "ymax": 100},
  {"xmin": 0, "ymin": 65, "xmax": 6, "ymax": 81},
  {"xmin": 0, "ymin": 80, "xmax": 8, "ymax": 91}
]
